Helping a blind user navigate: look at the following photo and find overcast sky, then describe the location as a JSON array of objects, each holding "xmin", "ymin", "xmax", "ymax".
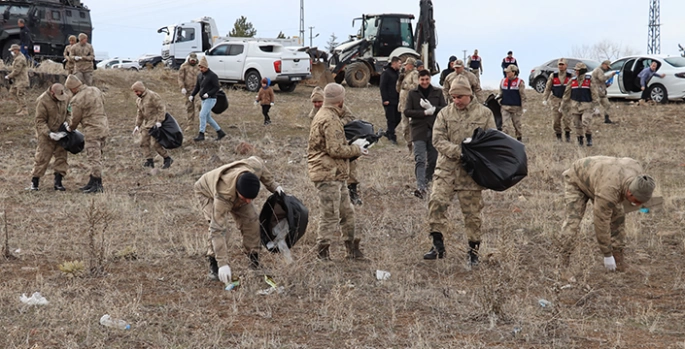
[{"xmin": 89, "ymin": 0, "xmax": 684, "ymax": 89}]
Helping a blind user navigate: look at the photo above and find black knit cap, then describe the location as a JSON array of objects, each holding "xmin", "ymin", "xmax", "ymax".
[{"xmin": 236, "ymin": 172, "xmax": 260, "ymax": 199}]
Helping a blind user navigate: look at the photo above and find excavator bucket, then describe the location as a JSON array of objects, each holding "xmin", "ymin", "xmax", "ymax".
[{"xmin": 307, "ymin": 61, "xmax": 335, "ymax": 87}]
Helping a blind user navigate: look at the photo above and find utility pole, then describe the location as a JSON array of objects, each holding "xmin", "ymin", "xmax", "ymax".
[
  {"xmin": 299, "ymin": 0, "xmax": 305, "ymax": 46},
  {"xmin": 648, "ymin": 0, "xmax": 661, "ymax": 54},
  {"xmin": 308, "ymin": 26, "xmax": 319, "ymax": 47},
  {"xmin": 462, "ymin": 50, "xmax": 467, "ymax": 63}
]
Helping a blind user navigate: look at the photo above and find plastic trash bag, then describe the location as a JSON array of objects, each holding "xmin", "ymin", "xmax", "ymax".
[
  {"xmin": 148, "ymin": 113, "xmax": 183, "ymax": 149},
  {"xmin": 20, "ymin": 292, "xmax": 49, "ymax": 305},
  {"xmin": 483, "ymin": 94, "xmax": 502, "ymax": 130},
  {"xmin": 212, "ymin": 89, "xmax": 229, "ymax": 114},
  {"xmin": 260, "ymin": 192, "xmax": 309, "ymax": 253},
  {"xmin": 57, "ymin": 123, "xmax": 85, "ymax": 154},
  {"xmin": 460, "ymin": 127, "xmax": 527, "ymax": 191},
  {"xmin": 344, "ymin": 120, "xmax": 386, "ymax": 161}
]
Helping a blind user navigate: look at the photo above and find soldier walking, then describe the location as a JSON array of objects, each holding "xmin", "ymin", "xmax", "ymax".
[
  {"xmin": 178, "ymin": 53, "xmax": 200, "ymax": 127},
  {"xmin": 561, "ymin": 62, "xmax": 600, "ymax": 146},
  {"xmin": 194, "ymin": 156, "xmax": 284, "ymax": 282},
  {"xmin": 500, "ymin": 51, "xmax": 518, "ymax": 77},
  {"xmin": 5, "ymin": 44, "xmax": 29, "ymax": 116},
  {"xmin": 558, "ymin": 156, "xmax": 656, "ymax": 272},
  {"xmin": 398, "ymin": 57, "xmax": 419, "ymax": 153},
  {"xmin": 466, "ymin": 49, "xmax": 483, "ymax": 84},
  {"xmin": 442, "ymin": 59, "xmax": 484, "ymax": 104},
  {"xmin": 425, "ymin": 76, "xmax": 496, "ymax": 265},
  {"xmin": 308, "ymin": 83, "xmax": 369, "ymax": 260},
  {"xmin": 70, "ymin": 33, "xmax": 95, "ymax": 86},
  {"xmin": 130, "ymin": 81, "xmax": 173, "ymax": 169},
  {"xmin": 591, "ymin": 60, "xmax": 616, "ymax": 124},
  {"xmin": 63, "ymin": 35, "xmax": 77, "ymax": 75},
  {"xmin": 64, "ymin": 75, "xmax": 109, "ymax": 193},
  {"xmin": 499, "ymin": 65, "xmax": 526, "ymax": 141},
  {"xmin": 542, "ymin": 58, "xmax": 573, "ymax": 142},
  {"xmin": 27, "ymin": 84, "xmax": 71, "ymax": 191}
]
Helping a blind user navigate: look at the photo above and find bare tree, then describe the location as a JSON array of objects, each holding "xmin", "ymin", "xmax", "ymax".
[{"xmin": 569, "ymin": 40, "xmax": 638, "ymax": 61}]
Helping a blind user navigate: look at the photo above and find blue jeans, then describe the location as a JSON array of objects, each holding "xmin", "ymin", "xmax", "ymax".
[
  {"xmin": 20, "ymin": 47, "xmax": 38, "ymax": 66},
  {"xmin": 199, "ymin": 98, "xmax": 221, "ymax": 133}
]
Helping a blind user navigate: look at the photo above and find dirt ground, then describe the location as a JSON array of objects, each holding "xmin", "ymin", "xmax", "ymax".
[{"xmin": 0, "ymin": 68, "xmax": 684, "ymax": 348}]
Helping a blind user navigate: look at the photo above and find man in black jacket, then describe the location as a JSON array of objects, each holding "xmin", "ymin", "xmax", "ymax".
[
  {"xmin": 439, "ymin": 56, "xmax": 457, "ymax": 86},
  {"xmin": 18, "ymin": 19, "xmax": 37, "ymax": 66},
  {"xmin": 190, "ymin": 56, "xmax": 226, "ymax": 141},
  {"xmin": 379, "ymin": 56, "xmax": 402, "ymax": 144},
  {"xmin": 404, "ymin": 69, "xmax": 447, "ymax": 198}
]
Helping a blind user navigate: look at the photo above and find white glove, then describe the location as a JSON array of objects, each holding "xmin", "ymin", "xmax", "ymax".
[
  {"xmin": 424, "ymin": 106, "xmax": 436, "ymax": 115},
  {"xmin": 202, "ymin": 93, "xmax": 209, "ymax": 98},
  {"xmin": 188, "ymin": 96, "xmax": 193, "ymax": 102},
  {"xmin": 270, "ymin": 102, "xmax": 274, "ymax": 106},
  {"xmin": 132, "ymin": 126, "xmax": 139, "ymax": 135},
  {"xmin": 155, "ymin": 122, "xmax": 162, "ymax": 128},
  {"xmin": 593, "ymin": 108, "xmax": 601, "ymax": 114},
  {"xmin": 352, "ymin": 139, "xmax": 370, "ymax": 155},
  {"xmin": 49, "ymin": 132, "xmax": 67, "ymax": 141},
  {"xmin": 604, "ymin": 256, "xmax": 616, "ymax": 271},
  {"xmin": 542, "ymin": 100, "xmax": 548, "ymax": 106},
  {"xmin": 4, "ymin": 75, "xmax": 8, "ymax": 80},
  {"xmin": 218, "ymin": 265, "xmax": 232, "ymax": 284},
  {"xmin": 275, "ymin": 186, "xmax": 284, "ymax": 195},
  {"xmin": 419, "ymin": 98, "xmax": 433, "ymax": 110},
  {"xmin": 181, "ymin": 88, "xmax": 187, "ymax": 95},
  {"xmin": 558, "ymin": 108, "xmax": 563, "ymax": 113},
  {"xmin": 522, "ymin": 108, "xmax": 527, "ymax": 114},
  {"xmin": 63, "ymin": 122, "xmax": 71, "ymax": 132},
  {"xmin": 74, "ymin": 56, "xmax": 82, "ymax": 61}
]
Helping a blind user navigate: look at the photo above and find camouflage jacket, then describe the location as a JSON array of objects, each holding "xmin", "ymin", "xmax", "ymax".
[
  {"xmin": 7, "ymin": 54, "xmax": 29, "ymax": 88},
  {"xmin": 70, "ymin": 42, "xmax": 95, "ymax": 73},
  {"xmin": 135, "ymin": 89, "xmax": 166, "ymax": 129},
  {"xmin": 591, "ymin": 67, "xmax": 611, "ymax": 97},
  {"xmin": 443, "ymin": 70, "xmax": 484, "ymax": 103},
  {"xmin": 307, "ymin": 105, "xmax": 362, "ymax": 182},
  {"xmin": 63, "ymin": 44, "xmax": 75, "ymax": 72},
  {"xmin": 564, "ymin": 156, "xmax": 644, "ymax": 256},
  {"xmin": 68, "ymin": 85, "xmax": 109, "ymax": 138},
  {"xmin": 178, "ymin": 61, "xmax": 200, "ymax": 90},
  {"xmin": 308, "ymin": 105, "xmax": 356, "ymax": 124},
  {"xmin": 561, "ymin": 74, "xmax": 599, "ymax": 113},
  {"xmin": 35, "ymin": 88, "xmax": 69, "ymax": 137},
  {"xmin": 398, "ymin": 69, "xmax": 419, "ymax": 113},
  {"xmin": 432, "ymin": 99, "xmax": 496, "ymax": 190}
]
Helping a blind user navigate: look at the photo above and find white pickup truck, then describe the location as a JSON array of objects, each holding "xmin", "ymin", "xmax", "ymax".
[{"xmin": 197, "ymin": 40, "xmax": 312, "ymax": 92}]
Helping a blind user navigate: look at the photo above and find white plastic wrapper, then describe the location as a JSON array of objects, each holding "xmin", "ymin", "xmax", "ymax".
[{"xmin": 20, "ymin": 292, "xmax": 49, "ymax": 305}]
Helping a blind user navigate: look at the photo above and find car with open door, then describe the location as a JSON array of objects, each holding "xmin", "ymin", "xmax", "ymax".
[{"xmin": 607, "ymin": 55, "xmax": 685, "ymax": 103}]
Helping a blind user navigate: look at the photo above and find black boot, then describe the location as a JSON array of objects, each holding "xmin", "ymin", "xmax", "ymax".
[
  {"xmin": 143, "ymin": 158, "xmax": 154, "ymax": 168},
  {"xmin": 348, "ymin": 183, "xmax": 362, "ymax": 206},
  {"xmin": 162, "ymin": 156, "xmax": 173, "ymax": 169},
  {"xmin": 264, "ymin": 117, "xmax": 271, "ymax": 125},
  {"xmin": 565, "ymin": 131, "xmax": 571, "ymax": 143},
  {"xmin": 577, "ymin": 136, "xmax": 584, "ymax": 146},
  {"xmin": 193, "ymin": 132, "xmax": 205, "ymax": 142},
  {"xmin": 28, "ymin": 177, "xmax": 39, "ymax": 191},
  {"xmin": 585, "ymin": 134, "xmax": 593, "ymax": 147},
  {"xmin": 604, "ymin": 114, "xmax": 613, "ymax": 124},
  {"xmin": 54, "ymin": 173, "xmax": 65, "ymax": 191},
  {"xmin": 468, "ymin": 241, "xmax": 480, "ymax": 266},
  {"xmin": 216, "ymin": 129, "xmax": 226, "ymax": 141},
  {"xmin": 79, "ymin": 175, "xmax": 95, "ymax": 191},
  {"xmin": 247, "ymin": 252, "xmax": 259, "ymax": 269},
  {"xmin": 556, "ymin": 133, "xmax": 562, "ymax": 141},
  {"xmin": 83, "ymin": 177, "xmax": 103, "ymax": 193},
  {"xmin": 207, "ymin": 256, "xmax": 219, "ymax": 281},
  {"xmin": 423, "ymin": 232, "xmax": 445, "ymax": 260}
]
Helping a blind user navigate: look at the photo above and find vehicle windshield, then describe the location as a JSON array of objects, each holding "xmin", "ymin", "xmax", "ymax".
[
  {"xmin": 161, "ymin": 26, "xmax": 174, "ymax": 45},
  {"xmin": 664, "ymin": 57, "xmax": 685, "ymax": 67},
  {"xmin": 362, "ymin": 17, "xmax": 379, "ymax": 39},
  {"xmin": 582, "ymin": 60, "xmax": 599, "ymax": 71}
]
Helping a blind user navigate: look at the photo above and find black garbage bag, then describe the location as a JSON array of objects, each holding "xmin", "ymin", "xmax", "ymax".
[
  {"xmin": 212, "ymin": 89, "xmax": 229, "ymax": 114},
  {"xmin": 148, "ymin": 113, "xmax": 183, "ymax": 149},
  {"xmin": 484, "ymin": 94, "xmax": 502, "ymax": 131},
  {"xmin": 344, "ymin": 120, "xmax": 386, "ymax": 161},
  {"xmin": 461, "ymin": 127, "xmax": 527, "ymax": 191},
  {"xmin": 57, "ymin": 124, "xmax": 85, "ymax": 154},
  {"xmin": 260, "ymin": 192, "xmax": 309, "ymax": 253}
]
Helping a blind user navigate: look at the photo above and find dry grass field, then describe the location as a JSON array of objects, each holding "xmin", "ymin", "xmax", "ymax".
[{"xmin": 1, "ymin": 68, "xmax": 684, "ymax": 348}]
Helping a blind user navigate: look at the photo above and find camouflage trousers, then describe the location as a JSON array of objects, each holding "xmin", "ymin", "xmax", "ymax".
[
  {"xmin": 598, "ymin": 96, "xmax": 611, "ymax": 116},
  {"xmin": 314, "ymin": 181, "xmax": 357, "ymax": 245},
  {"xmin": 571, "ymin": 109, "xmax": 593, "ymax": 136},
  {"xmin": 31, "ymin": 135, "xmax": 68, "ymax": 178},
  {"xmin": 549, "ymin": 97, "xmax": 571, "ymax": 134},
  {"xmin": 74, "ymin": 71, "xmax": 93, "ymax": 86},
  {"xmin": 501, "ymin": 105, "xmax": 523, "ymax": 138},
  {"xmin": 558, "ymin": 172, "xmax": 626, "ymax": 259},
  {"xmin": 9, "ymin": 86, "xmax": 27, "ymax": 114},
  {"xmin": 348, "ymin": 159, "xmax": 358, "ymax": 185},
  {"xmin": 184, "ymin": 96, "xmax": 199, "ymax": 122},
  {"xmin": 140, "ymin": 130, "xmax": 168, "ymax": 159},
  {"xmin": 85, "ymin": 136, "xmax": 106, "ymax": 177},
  {"xmin": 428, "ymin": 176, "xmax": 484, "ymax": 242},
  {"xmin": 399, "ymin": 113, "xmax": 412, "ymax": 146}
]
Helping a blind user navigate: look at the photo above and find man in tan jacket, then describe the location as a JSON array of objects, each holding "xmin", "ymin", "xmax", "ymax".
[
  {"xmin": 178, "ymin": 53, "xmax": 200, "ymax": 124},
  {"xmin": 591, "ymin": 60, "xmax": 616, "ymax": 124},
  {"xmin": 398, "ymin": 57, "xmax": 419, "ymax": 152},
  {"xmin": 443, "ymin": 59, "xmax": 484, "ymax": 104},
  {"xmin": 308, "ymin": 83, "xmax": 368, "ymax": 260},
  {"xmin": 425, "ymin": 76, "xmax": 496, "ymax": 266},
  {"xmin": 559, "ymin": 156, "xmax": 656, "ymax": 272},
  {"xmin": 561, "ymin": 62, "xmax": 600, "ymax": 146},
  {"xmin": 28, "ymin": 84, "xmax": 71, "ymax": 191},
  {"xmin": 194, "ymin": 156, "xmax": 283, "ymax": 282},
  {"xmin": 131, "ymin": 81, "xmax": 173, "ymax": 169},
  {"xmin": 542, "ymin": 58, "xmax": 573, "ymax": 142},
  {"xmin": 499, "ymin": 65, "xmax": 527, "ymax": 141},
  {"xmin": 65, "ymin": 75, "xmax": 109, "ymax": 193},
  {"xmin": 69, "ymin": 33, "xmax": 95, "ymax": 85},
  {"xmin": 5, "ymin": 44, "xmax": 29, "ymax": 116},
  {"xmin": 63, "ymin": 35, "xmax": 77, "ymax": 75}
]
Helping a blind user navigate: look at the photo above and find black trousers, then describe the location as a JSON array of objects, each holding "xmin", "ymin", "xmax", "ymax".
[
  {"xmin": 641, "ymin": 88, "xmax": 650, "ymax": 101},
  {"xmin": 261, "ymin": 105, "xmax": 271, "ymax": 121},
  {"xmin": 384, "ymin": 104, "xmax": 401, "ymax": 141}
]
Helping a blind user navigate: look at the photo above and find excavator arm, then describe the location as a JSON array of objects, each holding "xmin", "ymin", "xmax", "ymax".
[{"xmin": 414, "ymin": 0, "xmax": 438, "ymax": 75}]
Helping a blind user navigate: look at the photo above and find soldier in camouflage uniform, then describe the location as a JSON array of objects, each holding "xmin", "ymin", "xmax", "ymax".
[
  {"xmin": 70, "ymin": 33, "xmax": 95, "ymax": 86},
  {"xmin": 308, "ymin": 83, "xmax": 369, "ymax": 260},
  {"xmin": 194, "ymin": 156, "xmax": 283, "ymax": 281},
  {"xmin": 63, "ymin": 35, "xmax": 77, "ymax": 75},
  {"xmin": 178, "ymin": 53, "xmax": 200, "ymax": 125},
  {"xmin": 561, "ymin": 62, "xmax": 600, "ymax": 146},
  {"xmin": 131, "ymin": 81, "xmax": 173, "ymax": 169},
  {"xmin": 5, "ymin": 44, "xmax": 29, "ymax": 116},
  {"xmin": 425, "ymin": 76, "xmax": 496, "ymax": 266},
  {"xmin": 542, "ymin": 58, "xmax": 573, "ymax": 142},
  {"xmin": 591, "ymin": 60, "xmax": 616, "ymax": 124},
  {"xmin": 499, "ymin": 64, "xmax": 527, "ymax": 141},
  {"xmin": 27, "ymin": 84, "xmax": 71, "ymax": 191},
  {"xmin": 309, "ymin": 86, "xmax": 364, "ymax": 206},
  {"xmin": 559, "ymin": 156, "xmax": 656, "ymax": 272},
  {"xmin": 398, "ymin": 57, "xmax": 419, "ymax": 152},
  {"xmin": 442, "ymin": 59, "xmax": 484, "ymax": 104},
  {"xmin": 65, "ymin": 75, "xmax": 109, "ymax": 193}
]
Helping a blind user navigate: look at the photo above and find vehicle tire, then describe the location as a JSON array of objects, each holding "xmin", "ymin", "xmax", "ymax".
[
  {"xmin": 278, "ymin": 83, "xmax": 297, "ymax": 93},
  {"xmin": 130, "ymin": 67, "xmax": 138, "ymax": 71},
  {"xmin": 344, "ymin": 62, "xmax": 370, "ymax": 87},
  {"xmin": 245, "ymin": 70, "xmax": 261, "ymax": 92},
  {"xmin": 334, "ymin": 73, "xmax": 345, "ymax": 84},
  {"xmin": 2, "ymin": 39, "xmax": 20, "ymax": 63},
  {"xmin": 648, "ymin": 84, "xmax": 668, "ymax": 104},
  {"xmin": 533, "ymin": 76, "xmax": 547, "ymax": 94}
]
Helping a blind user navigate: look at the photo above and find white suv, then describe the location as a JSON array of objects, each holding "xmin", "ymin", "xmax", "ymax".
[{"xmin": 96, "ymin": 58, "xmax": 141, "ymax": 71}]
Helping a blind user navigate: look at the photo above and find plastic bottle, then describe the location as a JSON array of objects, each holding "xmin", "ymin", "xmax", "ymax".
[{"xmin": 100, "ymin": 314, "xmax": 130, "ymax": 330}]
